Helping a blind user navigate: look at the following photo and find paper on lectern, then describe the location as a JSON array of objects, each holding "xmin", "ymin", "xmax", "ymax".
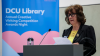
[{"xmin": 53, "ymin": 37, "xmax": 72, "ymax": 45}]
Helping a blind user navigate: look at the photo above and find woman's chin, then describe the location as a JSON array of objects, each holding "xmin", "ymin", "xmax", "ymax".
[{"xmin": 70, "ymin": 22, "xmax": 75, "ymax": 25}]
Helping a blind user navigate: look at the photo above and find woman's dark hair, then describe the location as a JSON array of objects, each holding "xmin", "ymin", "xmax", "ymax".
[{"xmin": 65, "ymin": 4, "xmax": 86, "ymax": 25}]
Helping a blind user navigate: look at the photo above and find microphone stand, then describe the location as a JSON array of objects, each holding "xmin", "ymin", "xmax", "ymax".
[
  {"xmin": 39, "ymin": 29, "xmax": 51, "ymax": 45},
  {"xmin": 39, "ymin": 32, "xmax": 48, "ymax": 45}
]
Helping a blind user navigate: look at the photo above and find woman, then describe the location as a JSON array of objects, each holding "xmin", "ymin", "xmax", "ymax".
[{"xmin": 62, "ymin": 4, "xmax": 96, "ymax": 56}]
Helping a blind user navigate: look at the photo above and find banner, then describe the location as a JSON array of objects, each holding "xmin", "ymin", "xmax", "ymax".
[{"xmin": 2, "ymin": 0, "xmax": 59, "ymax": 56}]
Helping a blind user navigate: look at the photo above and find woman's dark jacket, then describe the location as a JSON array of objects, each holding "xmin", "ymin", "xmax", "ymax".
[{"xmin": 62, "ymin": 24, "xmax": 96, "ymax": 56}]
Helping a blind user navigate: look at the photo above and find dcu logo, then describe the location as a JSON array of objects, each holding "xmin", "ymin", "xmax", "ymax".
[{"xmin": 6, "ymin": 8, "xmax": 45, "ymax": 15}]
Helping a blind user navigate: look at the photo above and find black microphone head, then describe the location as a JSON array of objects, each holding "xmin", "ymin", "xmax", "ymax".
[{"xmin": 48, "ymin": 29, "xmax": 51, "ymax": 32}]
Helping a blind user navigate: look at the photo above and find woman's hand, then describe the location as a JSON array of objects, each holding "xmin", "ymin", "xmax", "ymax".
[{"xmin": 73, "ymin": 42, "xmax": 79, "ymax": 45}]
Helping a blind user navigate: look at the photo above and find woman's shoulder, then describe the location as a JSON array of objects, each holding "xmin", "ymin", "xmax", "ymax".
[
  {"xmin": 81, "ymin": 25, "xmax": 94, "ymax": 30},
  {"xmin": 83, "ymin": 25, "xmax": 93, "ymax": 27}
]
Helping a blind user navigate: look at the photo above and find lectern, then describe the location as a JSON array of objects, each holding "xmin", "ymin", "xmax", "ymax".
[{"xmin": 23, "ymin": 45, "xmax": 83, "ymax": 56}]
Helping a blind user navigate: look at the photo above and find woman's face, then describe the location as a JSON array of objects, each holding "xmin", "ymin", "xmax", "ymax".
[{"xmin": 68, "ymin": 10, "xmax": 79, "ymax": 25}]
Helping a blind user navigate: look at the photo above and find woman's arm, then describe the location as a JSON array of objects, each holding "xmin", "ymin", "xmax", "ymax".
[{"xmin": 84, "ymin": 26, "xmax": 96, "ymax": 56}]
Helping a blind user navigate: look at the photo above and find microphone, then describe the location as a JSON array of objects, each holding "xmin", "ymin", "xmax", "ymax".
[
  {"xmin": 39, "ymin": 29, "xmax": 51, "ymax": 45},
  {"xmin": 80, "ymin": 37, "xmax": 96, "ymax": 56},
  {"xmin": 48, "ymin": 29, "xmax": 51, "ymax": 32}
]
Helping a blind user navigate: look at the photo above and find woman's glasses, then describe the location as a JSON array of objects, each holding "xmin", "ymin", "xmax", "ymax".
[{"xmin": 66, "ymin": 13, "xmax": 77, "ymax": 17}]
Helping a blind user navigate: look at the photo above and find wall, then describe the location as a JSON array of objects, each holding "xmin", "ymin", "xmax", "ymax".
[{"xmin": 59, "ymin": 0, "xmax": 100, "ymax": 7}]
